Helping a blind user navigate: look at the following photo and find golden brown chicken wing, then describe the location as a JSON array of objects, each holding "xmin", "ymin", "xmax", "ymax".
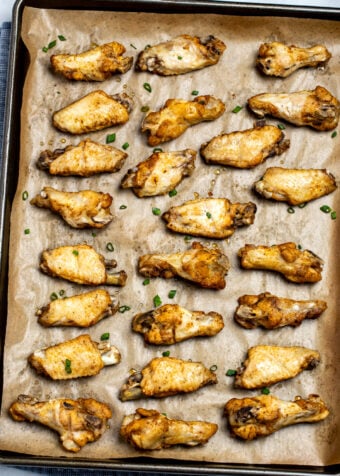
[
  {"xmin": 136, "ymin": 34, "xmax": 226, "ymax": 76},
  {"xmin": 200, "ymin": 125, "xmax": 290, "ymax": 168},
  {"xmin": 132, "ymin": 303, "xmax": 224, "ymax": 344},
  {"xmin": 120, "ymin": 408, "xmax": 218, "ymax": 450},
  {"xmin": 28, "ymin": 334, "xmax": 121, "ymax": 380},
  {"xmin": 9, "ymin": 394, "xmax": 112, "ymax": 452},
  {"xmin": 121, "ymin": 149, "xmax": 196, "ymax": 197},
  {"xmin": 141, "ymin": 95, "xmax": 225, "ymax": 146},
  {"xmin": 138, "ymin": 241, "xmax": 230, "ymax": 289},
  {"xmin": 119, "ymin": 356, "xmax": 217, "ymax": 401},
  {"xmin": 224, "ymin": 394, "xmax": 329, "ymax": 440},
  {"xmin": 238, "ymin": 242, "xmax": 323, "ymax": 283},
  {"xmin": 247, "ymin": 86, "xmax": 339, "ymax": 131},
  {"xmin": 51, "ymin": 41, "xmax": 133, "ymax": 81},
  {"xmin": 234, "ymin": 292, "xmax": 327, "ymax": 329}
]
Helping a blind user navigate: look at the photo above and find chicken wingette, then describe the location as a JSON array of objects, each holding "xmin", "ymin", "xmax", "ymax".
[
  {"xmin": 121, "ymin": 149, "xmax": 196, "ymax": 197},
  {"xmin": 238, "ymin": 242, "xmax": 323, "ymax": 283},
  {"xmin": 9, "ymin": 394, "xmax": 112, "ymax": 452},
  {"xmin": 120, "ymin": 408, "xmax": 218, "ymax": 450},
  {"xmin": 162, "ymin": 198, "xmax": 256, "ymax": 239},
  {"xmin": 119, "ymin": 356, "xmax": 217, "ymax": 401},
  {"xmin": 200, "ymin": 125, "xmax": 290, "ymax": 168},
  {"xmin": 234, "ymin": 292, "xmax": 327, "ymax": 329},
  {"xmin": 234, "ymin": 345, "xmax": 320, "ymax": 389},
  {"xmin": 138, "ymin": 241, "xmax": 230, "ymax": 290},
  {"xmin": 51, "ymin": 41, "xmax": 133, "ymax": 81},
  {"xmin": 224, "ymin": 394, "xmax": 329, "ymax": 440},
  {"xmin": 135, "ymin": 34, "xmax": 226, "ymax": 76},
  {"xmin": 132, "ymin": 303, "xmax": 224, "ymax": 344},
  {"xmin": 40, "ymin": 244, "xmax": 127, "ymax": 286},
  {"xmin": 28, "ymin": 334, "xmax": 121, "ymax": 380},
  {"xmin": 247, "ymin": 86, "xmax": 339, "ymax": 131},
  {"xmin": 141, "ymin": 95, "xmax": 225, "ymax": 146}
]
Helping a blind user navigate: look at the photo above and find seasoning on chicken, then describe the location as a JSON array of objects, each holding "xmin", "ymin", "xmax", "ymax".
[
  {"xmin": 50, "ymin": 41, "xmax": 133, "ymax": 81},
  {"xmin": 247, "ymin": 86, "xmax": 339, "ymax": 131},
  {"xmin": 53, "ymin": 90, "xmax": 133, "ymax": 134},
  {"xmin": 28, "ymin": 334, "xmax": 121, "ymax": 380},
  {"xmin": 141, "ymin": 95, "xmax": 225, "ymax": 146},
  {"xmin": 9, "ymin": 394, "xmax": 112, "ymax": 452},
  {"xmin": 119, "ymin": 356, "xmax": 217, "ymax": 401},
  {"xmin": 238, "ymin": 242, "xmax": 323, "ymax": 283},
  {"xmin": 138, "ymin": 241, "xmax": 230, "ymax": 290},
  {"xmin": 224, "ymin": 394, "xmax": 329, "ymax": 440},
  {"xmin": 132, "ymin": 303, "xmax": 224, "ymax": 345},
  {"xmin": 200, "ymin": 125, "xmax": 290, "ymax": 168},
  {"xmin": 120, "ymin": 408, "xmax": 218, "ymax": 450},
  {"xmin": 135, "ymin": 34, "xmax": 226, "ymax": 76},
  {"xmin": 234, "ymin": 345, "xmax": 320, "ymax": 389},
  {"xmin": 40, "ymin": 243, "xmax": 127, "ymax": 286},
  {"xmin": 256, "ymin": 41, "xmax": 331, "ymax": 78},
  {"xmin": 121, "ymin": 149, "xmax": 196, "ymax": 197}
]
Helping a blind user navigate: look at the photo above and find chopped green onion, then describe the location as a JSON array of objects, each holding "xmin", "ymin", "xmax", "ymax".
[
  {"xmin": 141, "ymin": 105, "xmax": 149, "ymax": 113},
  {"xmin": 152, "ymin": 207, "xmax": 161, "ymax": 216},
  {"xmin": 298, "ymin": 202, "xmax": 307, "ymax": 208},
  {"xmin": 210, "ymin": 364, "xmax": 218, "ymax": 372},
  {"xmin": 106, "ymin": 133, "xmax": 116, "ymax": 144},
  {"xmin": 58, "ymin": 35, "xmax": 66, "ymax": 41},
  {"xmin": 50, "ymin": 292, "xmax": 58, "ymax": 301},
  {"xmin": 48, "ymin": 40, "xmax": 57, "ymax": 49},
  {"xmin": 331, "ymin": 210, "xmax": 337, "ymax": 220},
  {"xmin": 287, "ymin": 207, "xmax": 295, "ymax": 214},
  {"xmin": 119, "ymin": 305, "xmax": 131, "ymax": 313},
  {"xmin": 177, "ymin": 55, "xmax": 183, "ymax": 60},
  {"xmin": 162, "ymin": 350, "xmax": 170, "ymax": 357},
  {"xmin": 143, "ymin": 278, "xmax": 150, "ymax": 285},
  {"xmin": 261, "ymin": 387, "xmax": 270, "ymax": 395},
  {"xmin": 277, "ymin": 124, "xmax": 286, "ymax": 130},
  {"xmin": 106, "ymin": 242, "xmax": 114, "ymax": 252},
  {"xmin": 24, "ymin": 228, "xmax": 30, "ymax": 235},
  {"xmin": 122, "ymin": 142, "xmax": 129, "ymax": 150},
  {"xmin": 42, "ymin": 46, "xmax": 48, "ymax": 53},
  {"xmin": 232, "ymin": 105, "xmax": 243, "ymax": 113},
  {"xmin": 320, "ymin": 205, "xmax": 331, "ymax": 213},
  {"xmin": 153, "ymin": 147, "xmax": 163, "ymax": 153},
  {"xmin": 168, "ymin": 189, "xmax": 177, "ymax": 197},
  {"xmin": 161, "ymin": 412, "xmax": 167, "ymax": 416},
  {"xmin": 153, "ymin": 295, "xmax": 162, "ymax": 307},
  {"xmin": 65, "ymin": 359, "xmax": 72, "ymax": 374},
  {"xmin": 144, "ymin": 44, "xmax": 151, "ymax": 50},
  {"xmin": 130, "ymin": 43, "xmax": 137, "ymax": 49},
  {"xmin": 206, "ymin": 211, "xmax": 212, "ymax": 219},
  {"xmin": 297, "ymin": 244, "xmax": 302, "ymax": 250},
  {"xmin": 184, "ymin": 235, "xmax": 193, "ymax": 242},
  {"xmin": 72, "ymin": 249, "xmax": 79, "ymax": 256},
  {"xmin": 226, "ymin": 369, "xmax": 237, "ymax": 377},
  {"xmin": 22, "ymin": 191, "xmax": 29, "ymax": 201},
  {"xmin": 143, "ymin": 82, "xmax": 152, "ymax": 93},
  {"xmin": 100, "ymin": 332, "xmax": 110, "ymax": 341},
  {"xmin": 331, "ymin": 131, "xmax": 337, "ymax": 138},
  {"xmin": 59, "ymin": 289, "xmax": 65, "ymax": 296},
  {"xmin": 119, "ymin": 204, "xmax": 127, "ymax": 210},
  {"xmin": 168, "ymin": 290, "xmax": 176, "ymax": 299},
  {"xmin": 191, "ymin": 90, "xmax": 199, "ymax": 96},
  {"xmin": 92, "ymin": 232, "xmax": 97, "ymax": 237}
]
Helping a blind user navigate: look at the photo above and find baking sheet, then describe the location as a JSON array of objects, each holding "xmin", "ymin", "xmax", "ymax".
[{"xmin": 0, "ymin": 4, "xmax": 339, "ymax": 466}]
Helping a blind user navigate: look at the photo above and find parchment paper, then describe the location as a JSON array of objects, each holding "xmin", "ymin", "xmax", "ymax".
[{"xmin": 0, "ymin": 5, "xmax": 339, "ymax": 466}]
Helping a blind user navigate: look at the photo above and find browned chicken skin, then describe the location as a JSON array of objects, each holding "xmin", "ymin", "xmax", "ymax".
[{"xmin": 9, "ymin": 394, "xmax": 112, "ymax": 452}]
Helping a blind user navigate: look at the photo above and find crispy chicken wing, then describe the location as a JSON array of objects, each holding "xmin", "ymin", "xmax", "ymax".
[
  {"xmin": 51, "ymin": 41, "xmax": 133, "ymax": 81},
  {"xmin": 138, "ymin": 241, "xmax": 230, "ymax": 289},
  {"xmin": 53, "ymin": 90, "xmax": 133, "ymax": 134},
  {"xmin": 141, "ymin": 95, "xmax": 225, "ymax": 146},
  {"xmin": 119, "ymin": 356, "xmax": 217, "ymax": 401},
  {"xmin": 120, "ymin": 408, "xmax": 218, "ymax": 450},
  {"xmin": 256, "ymin": 42, "xmax": 331, "ymax": 78},
  {"xmin": 224, "ymin": 394, "xmax": 329, "ymax": 440},
  {"xmin": 121, "ymin": 149, "xmax": 196, "ymax": 197},
  {"xmin": 28, "ymin": 334, "xmax": 121, "ymax": 380},
  {"xmin": 132, "ymin": 303, "xmax": 224, "ymax": 344},
  {"xmin": 136, "ymin": 34, "xmax": 226, "ymax": 76},
  {"xmin": 9, "ymin": 394, "xmax": 112, "ymax": 452},
  {"xmin": 200, "ymin": 125, "xmax": 290, "ymax": 168},
  {"xmin": 234, "ymin": 292, "xmax": 327, "ymax": 329},
  {"xmin": 234, "ymin": 345, "xmax": 320, "ymax": 389},
  {"xmin": 254, "ymin": 167, "xmax": 337, "ymax": 206},
  {"xmin": 162, "ymin": 198, "xmax": 256, "ymax": 239},
  {"xmin": 238, "ymin": 242, "xmax": 323, "ymax": 283},
  {"xmin": 247, "ymin": 86, "xmax": 340, "ymax": 131},
  {"xmin": 40, "ymin": 243, "xmax": 127, "ymax": 286}
]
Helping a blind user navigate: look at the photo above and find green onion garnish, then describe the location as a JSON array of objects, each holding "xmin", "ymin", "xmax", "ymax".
[
  {"xmin": 177, "ymin": 55, "xmax": 183, "ymax": 60},
  {"xmin": 191, "ymin": 90, "xmax": 199, "ymax": 96},
  {"xmin": 42, "ymin": 46, "xmax": 48, "ymax": 53},
  {"xmin": 143, "ymin": 278, "xmax": 150, "ymax": 285},
  {"xmin": 130, "ymin": 43, "xmax": 137, "ymax": 49},
  {"xmin": 168, "ymin": 290, "xmax": 176, "ymax": 299},
  {"xmin": 65, "ymin": 359, "xmax": 72, "ymax": 374},
  {"xmin": 210, "ymin": 364, "xmax": 218, "ymax": 372},
  {"xmin": 100, "ymin": 332, "xmax": 110, "ymax": 341},
  {"xmin": 153, "ymin": 295, "xmax": 162, "ymax": 307},
  {"xmin": 50, "ymin": 292, "xmax": 58, "ymax": 301},
  {"xmin": 59, "ymin": 289, "xmax": 65, "ymax": 296},
  {"xmin": 298, "ymin": 203, "xmax": 307, "ymax": 208},
  {"xmin": 48, "ymin": 40, "xmax": 57, "ymax": 49},
  {"xmin": 232, "ymin": 105, "xmax": 243, "ymax": 113},
  {"xmin": 119, "ymin": 204, "xmax": 127, "ymax": 210},
  {"xmin": 22, "ymin": 191, "xmax": 29, "ymax": 201},
  {"xmin": 119, "ymin": 305, "xmax": 131, "ymax": 313},
  {"xmin": 184, "ymin": 235, "xmax": 193, "ymax": 242},
  {"xmin": 206, "ymin": 211, "xmax": 212, "ymax": 218},
  {"xmin": 261, "ymin": 387, "xmax": 270, "ymax": 395},
  {"xmin": 92, "ymin": 232, "xmax": 97, "ymax": 237},
  {"xmin": 277, "ymin": 124, "xmax": 286, "ymax": 130},
  {"xmin": 331, "ymin": 131, "xmax": 337, "ymax": 138},
  {"xmin": 152, "ymin": 207, "xmax": 161, "ymax": 216},
  {"xmin": 141, "ymin": 105, "xmax": 150, "ymax": 113},
  {"xmin": 143, "ymin": 82, "xmax": 152, "ymax": 93},
  {"xmin": 226, "ymin": 369, "xmax": 237, "ymax": 377},
  {"xmin": 169, "ymin": 189, "xmax": 177, "ymax": 197},
  {"xmin": 122, "ymin": 142, "xmax": 129, "ymax": 150},
  {"xmin": 162, "ymin": 350, "xmax": 170, "ymax": 357},
  {"xmin": 72, "ymin": 250, "xmax": 79, "ymax": 256},
  {"xmin": 320, "ymin": 205, "xmax": 331, "ymax": 213},
  {"xmin": 106, "ymin": 242, "xmax": 114, "ymax": 252},
  {"xmin": 153, "ymin": 147, "xmax": 163, "ymax": 153},
  {"xmin": 58, "ymin": 35, "xmax": 66, "ymax": 41},
  {"xmin": 287, "ymin": 207, "xmax": 295, "ymax": 214},
  {"xmin": 106, "ymin": 133, "xmax": 116, "ymax": 143},
  {"xmin": 331, "ymin": 210, "xmax": 337, "ymax": 220},
  {"xmin": 24, "ymin": 228, "xmax": 30, "ymax": 235}
]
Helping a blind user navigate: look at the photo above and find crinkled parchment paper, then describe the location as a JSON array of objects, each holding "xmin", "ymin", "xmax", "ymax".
[{"xmin": 0, "ymin": 5, "xmax": 339, "ymax": 466}]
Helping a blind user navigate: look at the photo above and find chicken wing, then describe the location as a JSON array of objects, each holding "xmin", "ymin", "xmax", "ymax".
[
  {"xmin": 120, "ymin": 408, "xmax": 218, "ymax": 450},
  {"xmin": 200, "ymin": 125, "xmax": 290, "ymax": 168},
  {"xmin": 238, "ymin": 242, "xmax": 323, "ymax": 283},
  {"xmin": 119, "ymin": 356, "xmax": 217, "ymax": 401},
  {"xmin": 135, "ymin": 34, "xmax": 226, "ymax": 76},
  {"xmin": 121, "ymin": 149, "xmax": 196, "ymax": 197},
  {"xmin": 28, "ymin": 334, "xmax": 121, "ymax": 380},
  {"xmin": 31, "ymin": 187, "xmax": 113, "ymax": 229},
  {"xmin": 51, "ymin": 41, "xmax": 133, "ymax": 81},
  {"xmin": 37, "ymin": 139, "xmax": 127, "ymax": 177},
  {"xmin": 162, "ymin": 198, "xmax": 256, "ymax": 239},
  {"xmin": 254, "ymin": 167, "xmax": 337, "ymax": 206},
  {"xmin": 141, "ymin": 95, "xmax": 225, "ymax": 146},
  {"xmin": 247, "ymin": 86, "xmax": 339, "ymax": 131},
  {"xmin": 40, "ymin": 243, "xmax": 127, "ymax": 286},
  {"xmin": 224, "ymin": 394, "xmax": 329, "ymax": 440},
  {"xmin": 53, "ymin": 90, "xmax": 133, "ymax": 134},
  {"xmin": 132, "ymin": 303, "xmax": 224, "ymax": 344},
  {"xmin": 234, "ymin": 292, "xmax": 327, "ymax": 329},
  {"xmin": 234, "ymin": 345, "xmax": 320, "ymax": 389},
  {"xmin": 256, "ymin": 41, "xmax": 331, "ymax": 78},
  {"xmin": 9, "ymin": 394, "xmax": 112, "ymax": 452},
  {"xmin": 138, "ymin": 241, "xmax": 230, "ymax": 289},
  {"xmin": 36, "ymin": 289, "xmax": 118, "ymax": 327}
]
